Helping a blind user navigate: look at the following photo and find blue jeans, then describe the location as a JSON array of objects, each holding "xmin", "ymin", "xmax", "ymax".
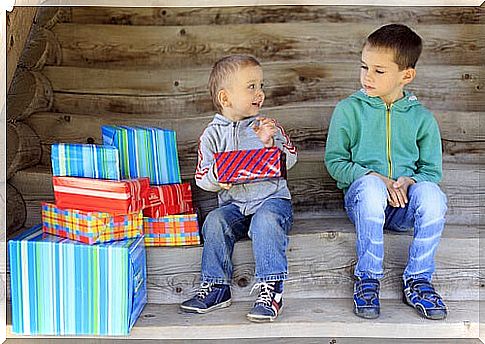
[
  {"xmin": 200, "ymin": 198, "xmax": 293, "ymax": 285},
  {"xmin": 344, "ymin": 175, "xmax": 447, "ymax": 282}
]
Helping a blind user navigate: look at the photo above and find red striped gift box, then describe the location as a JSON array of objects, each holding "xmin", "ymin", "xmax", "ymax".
[
  {"xmin": 214, "ymin": 147, "xmax": 286, "ymax": 184},
  {"xmin": 41, "ymin": 202, "xmax": 143, "ymax": 244},
  {"xmin": 143, "ymin": 214, "xmax": 200, "ymax": 246},
  {"xmin": 53, "ymin": 176, "xmax": 150, "ymax": 214},
  {"xmin": 143, "ymin": 183, "xmax": 194, "ymax": 218}
]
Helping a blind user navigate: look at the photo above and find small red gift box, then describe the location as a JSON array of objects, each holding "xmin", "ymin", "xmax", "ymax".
[
  {"xmin": 214, "ymin": 147, "xmax": 286, "ymax": 184},
  {"xmin": 143, "ymin": 183, "xmax": 194, "ymax": 217},
  {"xmin": 53, "ymin": 176, "xmax": 150, "ymax": 214}
]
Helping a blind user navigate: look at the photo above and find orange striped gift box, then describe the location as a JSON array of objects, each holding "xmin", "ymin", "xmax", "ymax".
[
  {"xmin": 42, "ymin": 202, "xmax": 143, "ymax": 244},
  {"xmin": 143, "ymin": 214, "xmax": 200, "ymax": 246}
]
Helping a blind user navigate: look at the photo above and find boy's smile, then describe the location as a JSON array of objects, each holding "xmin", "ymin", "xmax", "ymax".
[
  {"xmin": 360, "ymin": 45, "xmax": 415, "ymax": 105},
  {"xmin": 220, "ymin": 65, "xmax": 265, "ymax": 122}
]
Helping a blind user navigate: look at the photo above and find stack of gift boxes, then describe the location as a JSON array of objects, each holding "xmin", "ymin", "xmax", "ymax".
[{"xmin": 9, "ymin": 125, "xmax": 200, "ymax": 336}]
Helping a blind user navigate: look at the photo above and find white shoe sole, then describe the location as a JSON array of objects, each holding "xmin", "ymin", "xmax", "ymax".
[
  {"xmin": 180, "ymin": 299, "xmax": 232, "ymax": 314},
  {"xmin": 246, "ymin": 306, "xmax": 283, "ymax": 323}
]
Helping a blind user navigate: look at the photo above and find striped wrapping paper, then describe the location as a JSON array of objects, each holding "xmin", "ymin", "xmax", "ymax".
[
  {"xmin": 102, "ymin": 125, "xmax": 181, "ymax": 185},
  {"xmin": 51, "ymin": 143, "xmax": 121, "ymax": 180},
  {"xmin": 9, "ymin": 225, "xmax": 147, "ymax": 335},
  {"xmin": 53, "ymin": 176, "xmax": 150, "ymax": 214},
  {"xmin": 143, "ymin": 214, "xmax": 200, "ymax": 246},
  {"xmin": 42, "ymin": 202, "xmax": 143, "ymax": 244},
  {"xmin": 214, "ymin": 147, "xmax": 286, "ymax": 184},
  {"xmin": 143, "ymin": 183, "xmax": 194, "ymax": 218}
]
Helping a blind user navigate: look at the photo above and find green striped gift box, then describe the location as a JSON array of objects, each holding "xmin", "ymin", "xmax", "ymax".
[
  {"xmin": 9, "ymin": 225, "xmax": 147, "ymax": 335},
  {"xmin": 102, "ymin": 125, "xmax": 181, "ymax": 185}
]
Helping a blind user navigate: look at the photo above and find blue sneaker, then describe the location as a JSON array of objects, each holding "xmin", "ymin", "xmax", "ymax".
[
  {"xmin": 353, "ymin": 278, "xmax": 380, "ymax": 319},
  {"xmin": 180, "ymin": 282, "xmax": 232, "ymax": 314},
  {"xmin": 246, "ymin": 281, "xmax": 283, "ymax": 322},
  {"xmin": 403, "ymin": 278, "xmax": 447, "ymax": 320}
]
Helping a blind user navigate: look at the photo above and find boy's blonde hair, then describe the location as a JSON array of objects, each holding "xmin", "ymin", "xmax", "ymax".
[
  {"xmin": 365, "ymin": 24, "xmax": 422, "ymax": 70},
  {"xmin": 208, "ymin": 54, "xmax": 261, "ymax": 113}
]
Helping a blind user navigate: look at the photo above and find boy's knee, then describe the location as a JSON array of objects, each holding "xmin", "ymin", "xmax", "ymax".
[
  {"xmin": 202, "ymin": 208, "xmax": 230, "ymax": 237},
  {"xmin": 348, "ymin": 175, "xmax": 387, "ymax": 207},
  {"xmin": 410, "ymin": 182, "xmax": 447, "ymax": 216}
]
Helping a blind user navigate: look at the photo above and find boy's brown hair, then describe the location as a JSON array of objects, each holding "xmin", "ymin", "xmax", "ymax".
[
  {"xmin": 365, "ymin": 24, "xmax": 423, "ymax": 70},
  {"xmin": 208, "ymin": 54, "xmax": 261, "ymax": 113}
]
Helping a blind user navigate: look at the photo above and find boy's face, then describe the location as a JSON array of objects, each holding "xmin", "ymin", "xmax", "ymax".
[
  {"xmin": 219, "ymin": 64, "xmax": 265, "ymax": 121},
  {"xmin": 360, "ymin": 45, "xmax": 415, "ymax": 105}
]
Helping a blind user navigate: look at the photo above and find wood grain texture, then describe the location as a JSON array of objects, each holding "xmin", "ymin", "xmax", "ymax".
[
  {"xmin": 50, "ymin": 23, "xmax": 484, "ymax": 68},
  {"xmin": 6, "ymin": 121, "xmax": 41, "ymax": 180},
  {"xmin": 6, "ymin": 7, "xmax": 37, "ymax": 90},
  {"xmin": 41, "ymin": 63, "xmax": 484, "ymax": 114},
  {"xmin": 7, "ymin": 183, "xmax": 26, "ymax": 235},
  {"xmin": 68, "ymin": 6, "xmax": 485, "ymax": 26},
  {"xmin": 7, "ymin": 70, "xmax": 53, "ymax": 121}
]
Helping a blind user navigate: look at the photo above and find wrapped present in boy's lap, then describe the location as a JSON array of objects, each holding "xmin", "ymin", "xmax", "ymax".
[
  {"xmin": 53, "ymin": 176, "xmax": 150, "ymax": 214},
  {"xmin": 42, "ymin": 202, "xmax": 143, "ymax": 244},
  {"xmin": 9, "ymin": 225, "xmax": 147, "ymax": 335},
  {"xmin": 214, "ymin": 147, "xmax": 286, "ymax": 184},
  {"xmin": 51, "ymin": 143, "xmax": 120, "ymax": 180}
]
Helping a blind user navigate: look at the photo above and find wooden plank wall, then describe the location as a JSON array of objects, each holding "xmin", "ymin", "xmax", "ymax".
[{"xmin": 8, "ymin": 6, "xmax": 485, "ymax": 228}]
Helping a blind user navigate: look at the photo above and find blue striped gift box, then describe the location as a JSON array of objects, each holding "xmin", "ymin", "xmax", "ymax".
[
  {"xmin": 51, "ymin": 143, "xmax": 121, "ymax": 180},
  {"xmin": 9, "ymin": 225, "xmax": 147, "ymax": 335},
  {"xmin": 101, "ymin": 125, "xmax": 181, "ymax": 185}
]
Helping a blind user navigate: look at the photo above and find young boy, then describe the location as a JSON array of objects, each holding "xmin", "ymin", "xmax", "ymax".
[
  {"xmin": 180, "ymin": 55, "xmax": 297, "ymax": 322},
  {"xmin": 325, "ymin": 24, "xmax": 448, "ymax": 320}
]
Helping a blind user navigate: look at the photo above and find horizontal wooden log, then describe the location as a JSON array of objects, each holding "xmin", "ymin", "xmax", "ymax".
[
  {"xmin": 6, "ymin": 121, "xmax": 42, "ymax": 180},
  {"xmin": 7, "ymin": 183, "xmax": 26, "ymax": 235},
  {"xmin": 50, "ymin": 23, "xmax": 484, "ymax": 68},
  {"xmin": 6, "ymin": 7, "xmax": 37, "ymax": 90},
  {"xmin": 9, "ymin": 160, "xmax": 482, "ymax": 228},
  {"xmin": 7, "ymin": 70, "xmax": 53, "ymax": 121},
  {"xmin": 27, "ymin": 106, "xmax": 483, "ymax": 168},
  {"xmin": 68, "ymin": 6, "xmax": 485, "ymax": 26},
  {"xmin": 43, "ymin": 63, "xmax": 483, "ymax": 114}
]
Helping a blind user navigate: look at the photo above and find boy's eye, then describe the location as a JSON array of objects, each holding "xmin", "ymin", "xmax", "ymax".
[
  {"xmin": 248, "ymin": 84, "xmax": 255, "ymax": 89},
  {"xmin": 376, "ymin": 70, "xmax": 385, "ymax": 74},
  {"xmin": 260, "ymin": 83, "xmax": 264, "ymax": 89},
  {"xmin": 360, "ymin": 65, "xmax": 368, "ymax": 70}
]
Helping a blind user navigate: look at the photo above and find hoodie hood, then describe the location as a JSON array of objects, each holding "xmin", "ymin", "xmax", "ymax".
[{"xmin": 350, "ymin": 89, "xmax": 422, "ymax": 112}]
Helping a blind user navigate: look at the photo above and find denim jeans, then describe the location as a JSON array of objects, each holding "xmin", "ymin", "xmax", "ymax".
[
  {"xmin": 200, "ymin": 198, "xmax": 293, "ymax": 285},
  {"xmin": 344, "ymin": 175, "xmax": 447, "ymax": 282}
]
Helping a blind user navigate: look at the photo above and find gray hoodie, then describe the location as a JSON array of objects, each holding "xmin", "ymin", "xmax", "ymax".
[{"xmin": 195, "ymin": 114, "xmax": 297, "ymax": 215}]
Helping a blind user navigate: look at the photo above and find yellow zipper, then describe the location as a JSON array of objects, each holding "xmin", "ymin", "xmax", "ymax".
[{"xmin": 386, "ymin": 104, "xmax": 393, "ymax": 179}]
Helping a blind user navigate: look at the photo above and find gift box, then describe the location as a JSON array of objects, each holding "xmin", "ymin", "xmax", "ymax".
[
  {"xmin": 143, "ymin": 214, "xmax": 200, "ymax": 246},
  {"xmin": 53, "ymin": 176, "xmax": 150, "ymax": 214},
  {"xmin": 143, "ymin": 183, "xmax": 194, "ymax": 218},
  {"xmin": 51, "ymin": 143, "xmax": 120, "ymax": 180},
  {"xmin": 214, "ymin": 147, "xmax": 286, "ymax": 184},
  {"xmin": 9, "ymin": 225, "xmax": 147, "ymax": 335},
  {"xmin": 42, "ymin": 202, "xmax": 143, "ymax": 245},
  {"xmin": 102, "ymin": 125, "xmax": 181, "ymax": 185}
]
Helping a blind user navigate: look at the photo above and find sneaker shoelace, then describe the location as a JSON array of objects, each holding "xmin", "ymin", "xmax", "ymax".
[
  {"xmin": 355, "ymin": 279, "xmax": 379, "ymax": 300},
  {"xmin": 196, "ymin": 282, "xmax": 214, "ymax": 300},
  {"xmin": 250, "ymin": 282, "xmax": 274, "ymax": 307}
]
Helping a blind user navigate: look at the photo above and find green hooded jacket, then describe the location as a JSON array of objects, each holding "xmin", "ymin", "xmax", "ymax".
[{"xmin": 324, "ymin": 89, "xmax": 443, "ymax": 191}]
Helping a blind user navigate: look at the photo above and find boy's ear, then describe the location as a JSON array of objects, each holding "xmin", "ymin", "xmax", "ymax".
[
  {"xmin": 401, "ymin": 68, "xmax": 416, "ymax": 86},
  {"xmin": 217, "ymin": 89, "xmax": 230, "ymax": 108}
]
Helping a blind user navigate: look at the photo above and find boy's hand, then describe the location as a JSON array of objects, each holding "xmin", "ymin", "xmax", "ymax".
[
  {"xmin": 252, "ymin": 116, "xmax": 277, "ymax": 148},
  {"xmin": 369, "ymin": 172, "xmax": 411, "ymax": 208},
  {"xmin": 391, "ymin": 176, "xmax": 415, "ymax": 207},
  {"xmin": 218, "ymin": 182, "xmax": 233, "ymax": 190}
]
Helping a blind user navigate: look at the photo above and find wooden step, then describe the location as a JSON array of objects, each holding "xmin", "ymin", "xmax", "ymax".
[
  {"xmin": 6, "ymin": 299, "xmax": 480, "ymax": 340},
  {"xmin": 6, "ymin": 216, "xmax": 479, "ymax": 304}
]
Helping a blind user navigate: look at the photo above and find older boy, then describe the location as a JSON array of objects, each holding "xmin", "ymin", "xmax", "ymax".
[
  {"xmin": 180, "ymin": 55, "xmax": 297, "ymax": 322},
  {"xmin": 325, "ymin": 24, "xmax": 448, "ymax": 320}
]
